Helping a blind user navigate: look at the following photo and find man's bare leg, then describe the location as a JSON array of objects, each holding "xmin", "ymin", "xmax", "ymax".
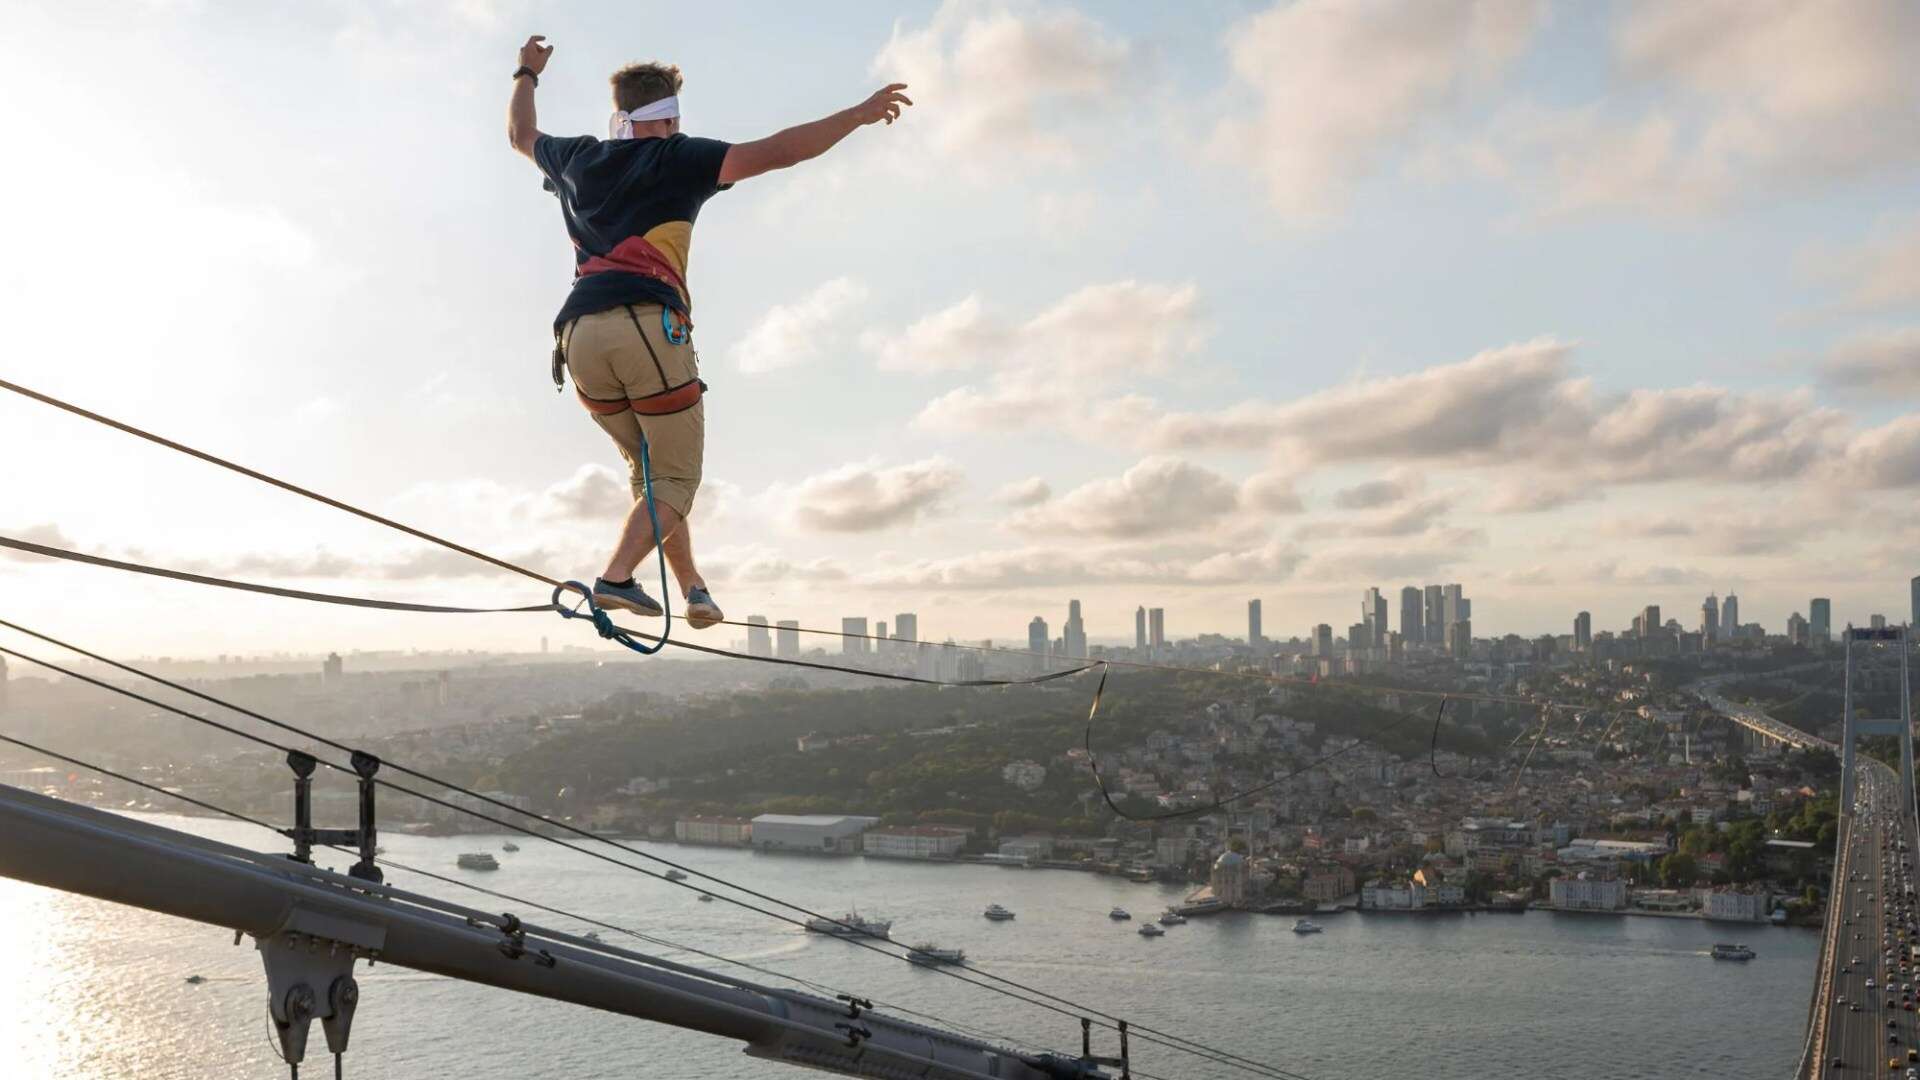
[
  {"xmin": 601, "ymin": 496, "xmax": 684, "ymax": 584},
  {"xmin": 661, "ymin": 525, "xmax": 705, "ymax": 597}
]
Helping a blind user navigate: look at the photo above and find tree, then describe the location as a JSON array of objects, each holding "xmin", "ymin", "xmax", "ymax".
[{"xmin": 1660, "ymin": 852, "xmax": 1699, "ymax": 888}]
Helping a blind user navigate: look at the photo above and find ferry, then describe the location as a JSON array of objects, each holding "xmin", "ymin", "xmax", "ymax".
[
  {"xmin": 1292, "ymin": 919, "xmax": 1324, "ymax": 935},
  {"xmin": 1137, "ymin": 922, "xmax": 1165, "ymax": 937},
  {"xmin": 1108, "ymin": 906, "xmax": 1132, "ymax": 921},
  {"xmin": 456, "ymin": 852, "xmax": 500, "ymax": 871},
  {"xmin": 665, "ymin": 869, "xmax": 689, "ymax": 882},
  {"xmin": 1158, "ymin": 910, "xmax": 1187, "ymax": 926},
  {"xmin": 804, "ymin": 911, "xmax": 893, "ymax": 939},
  {"xmin": 907, "ymin": 943, "xmax": 967, "ymax": 966},
  {"xmin": 1710, "ymin": 943, "xmax": 1756, "ymax": 961},
  {"xmin": 984, "ymin": 903, "xmax": 1016, "ymax": 921}
]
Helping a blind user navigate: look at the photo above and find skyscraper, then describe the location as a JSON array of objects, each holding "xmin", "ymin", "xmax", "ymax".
[
  {"xmin": 1028, "ymin": 617, "xmax": 1049, "ymax": 659},
  {"xmin": 1447, "ymin": 618, "xmax": 1472, "ymax": 660},
  {"xmin": 1400, "ymin": 586, "xmax": 1423, "ymax": 645},
  {"xmin": 1362, "ymin": 587, "xmax": 1387, "ymax": 648},
  {"xmin": 1423, "ymin": 585, "xmax": 1444, "ymax": 644},
  {"xmin": 1248, "ymin": 599, "xmax": 1263, "ymax": 646},
  {"xmin": 894, "ymin": 613, "xmax": 918, "ymax": 646},
  {"xmin": 1787, "ymin": 612, "xmax": 1809, "ymax": 645},
  {"xmin": 842, "ymin": 617, "xmax": 869, "ymax": 656},
  {"xmin": 1701, "ymin": 593, "xmax": 1719, "ymax": 644},
  {"xmin": 1347, "ymin": 622, "xmax": 1369, "ymax": 656},
  {"xmin": 1574, "ymin": 611, "xmax": 1592, "ymax": 651},
  {"xmin": 1442, "ymin": 585, "xmax": 1465, "ymax": 633},
  {"xmin": 1149, "ymin": 608, "xmax": 1166, "ymax": 650},
  {"xmin": 1640, "ymin": 605, "xmax": 1661, "ymax": 638},
  {"xmin": 1810, "ymin": 598, "xmax": 1831, "ymax": 642},
  {"xmin": 1911, "ymin": 576, "xmax": 1919, "ymax": 628},
  {"xmin": 876, "ymin": 621, "xmax": 888, "ymax": 647},
  {"xmin": 1313, "ymin": 623, "xmax": 1333, "ymax": 657},
  {"xmin": 1135, "ymin": 606, "xmax": 1147, "ymax": 651},
  {"xmin": 1064, "ymin": 600, "xmax": 1087, "ymax": 659},
  {"xmin": 747, "ymin": 615, "xmax": 772, "ymax": 658},
  {"xmin": 1722, "ymin": 594, "xmax": 1739, "ymax": 639},
  {"xmin": 776, "ymin": 620, "xmax": 800, "ymax": 658}
]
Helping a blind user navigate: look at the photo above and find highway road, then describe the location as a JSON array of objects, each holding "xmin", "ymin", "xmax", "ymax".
[{"xmin": 1820, "ymin": 762, "xmax": 1920, "ymax": 1079}]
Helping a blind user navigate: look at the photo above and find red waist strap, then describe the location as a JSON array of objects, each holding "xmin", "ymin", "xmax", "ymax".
[{"xmin": 576, "ymin": 378, "xmax": 705, "ymax": 418}]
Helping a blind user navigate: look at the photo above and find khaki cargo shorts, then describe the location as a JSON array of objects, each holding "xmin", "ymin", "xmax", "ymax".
[{"xmin": 563, "ymin": 303, "xmax": 705, "ymax": 518}]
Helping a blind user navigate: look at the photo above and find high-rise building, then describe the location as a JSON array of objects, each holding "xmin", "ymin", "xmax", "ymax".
[
  {"xmin": 876, "ymin": 621, "xmax": 888, "ymax": 649},
  {"xmin": 1810, "ymin": 598, "xmax": 1831, "ymax": 642},
  {"xmin": 322, "ymin": 652, "xmax": 343, "ymax": 683},
  {"xmin": 894, "ymin": 613, "xmax": 918, "ymax": 647},
  {"xmin": 1911, "ymin": 576, "xmax": 1919, "ymax": 628},
  {"xmin": 1442, "ymin": 584, "xmax": 1464, "ymax": 629},
  {"xmin": 1871, "ymin": 614, "xmax": 1888, "ymax": 629},
  {"xmin": 1135, "ymin": 606, "xmax": 1147, "ymax": 651},
  {"xmin": 1312, "ymin": 623, "xmax": 1333, "ymax": 658},
  {"xmin": 1400, "ymin": 586, "xmax": 1423, "ymax": 645},
  {"xmin": 747, "ymin": 616, "xmax": 772, "ymax": 658},
  {"xmin": 1700, "ymin": 594, "xmax": 1719, "ymax": 644},
  {"xmin": 842, "ymin": 617, "xmax": 869, "ymax": 656},
  {"xmin": 1028, "ymin": 617, "xmax": 1049, "ymax": 660},
  {"xmin": 1248, "ymin": 599, "xmax": 1263, "ymax": 646},
  {"xmin": 1722, "ymin": 594, "xmax": 1739, "ymax": 639},
  {"xmin": 1447, "ymin": 619, "xmax": 1472, "ymax": 660},
  {"xmin": 1423, "ymin": 585, "xmax": 1444, "ymax": 644},
  {"xmin": 1574, "ymin": 611, "xmax": 1592, "ymax": 651},
  {"xmin": 1149, "ymin": 608, "xmax": 1166, "ymax": 650},
  {"xmin": 1640, "ymin": 605, "xmax": 1661, "ymax": 639},
  {"xmin": 1362, "ymin": 588, "xmax": 1387, "ymax": 648},
  {"xmin": 776, "ymin": 620, "xmax": 801, "ymax": 659},
  {"xmin": 1347, "ymin": 622, "xmax": 1369, "ymax": 656},
  {"xmin": 1064, "ymin": 600, "xmax": 1087, "ymax": 659},
  {"xmin": 1787, "ymin": 612, "xmax": 1809, "ymax": 646}
]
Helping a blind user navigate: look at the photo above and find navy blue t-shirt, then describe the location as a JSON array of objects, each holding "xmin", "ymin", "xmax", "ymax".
[{"xmin": 533, "ymin": 132, "xmax": 731, "ymax": 330}]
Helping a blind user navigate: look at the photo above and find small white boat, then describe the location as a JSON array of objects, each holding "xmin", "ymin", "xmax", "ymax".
[
  {"xmin": 1109, "ymin": 907, "xmax": 1132, "ymax": 921},
  {"xmin": 907, "ymin": 943, "xmax": 967, "ymax": 965},
  {"xmin": 457, "ymin": 852, "xmax": 500, "ymax": 871},
  {"xmin": 1138, "ymin": 923, "xmax": 1165, "ymax": 937},
  {"xmin": 984, "ymin": 904, "xmax": 1016, "ymax": 921},
  {"xmin": 1711, "ymin": 943, "xmax": 1756, "ymax": 961},
  {"xmin": 502, "ymin": 841, "xmax": 520, "ymax": 852},
  {"xmin": 1159, "ymin": 911, "xmax": 1187, "ymax": 926},
  {"xmin": 1292, "ymin": 919, "xmax": 1323, "ymax": 935}
]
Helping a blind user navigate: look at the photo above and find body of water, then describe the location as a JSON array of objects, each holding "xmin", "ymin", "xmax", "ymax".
[{"xmin": 0, "ymin": 813, "xmax": 1817, "ymax": 1079}]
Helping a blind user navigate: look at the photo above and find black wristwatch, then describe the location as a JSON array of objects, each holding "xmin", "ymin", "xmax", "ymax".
[{"xmin": 513, "ymin": 66, "xmax": 538, "ymax": 86}]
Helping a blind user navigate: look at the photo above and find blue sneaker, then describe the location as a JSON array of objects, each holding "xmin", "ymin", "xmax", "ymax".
[
  {"xmin": 684, "ymin": 585, "xmax": 723, "ymax": 630},
  {"xmin": 592, "ymin": 576, "xmax": 663, "ymax": 617}
]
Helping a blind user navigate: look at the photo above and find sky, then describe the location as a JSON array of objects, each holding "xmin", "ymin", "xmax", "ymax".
[{"xmin": 2, "ymin": 0, "xmax": 1919, "ymax": 661}]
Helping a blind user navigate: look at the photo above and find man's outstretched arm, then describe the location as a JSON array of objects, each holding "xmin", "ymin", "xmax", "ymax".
[
  {"xmin": 507, "ymin": 34, "xmax": 553, "ymax": 160},
  {"xmin": 718, "ymin": 84, "xmax": 912, "ymax": 185}
]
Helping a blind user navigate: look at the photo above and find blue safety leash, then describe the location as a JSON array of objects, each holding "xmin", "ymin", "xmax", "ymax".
[{"xmin": 552, "ymin": 436, "xmax": 672, "ymax": 656}]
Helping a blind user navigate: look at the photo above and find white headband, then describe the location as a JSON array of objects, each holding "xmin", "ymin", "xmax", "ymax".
[{"xmin": 609, "ymin": 96, "xmax": 680, "ymax": 139}]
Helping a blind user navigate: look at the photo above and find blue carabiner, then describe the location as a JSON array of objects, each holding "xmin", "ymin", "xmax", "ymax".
[{"xmin": 660, "ymin": 306, "xmax": 691, "ymax": 347}]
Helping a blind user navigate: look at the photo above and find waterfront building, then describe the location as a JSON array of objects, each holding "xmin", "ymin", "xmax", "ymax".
[
  {"xmin": 750, "ymin": 814, "xmax": 879, "ymax": 854},
  {"xmin": 863, "ymin": 826, "xmax": 966, "ymax": 859},
  {"xmin": 1303, "ymin": 864, "xmax": 1355, "ymax": 903},
  {"xmin": 1361, "ymin": 879, "xmax": 1425, "ymax": 910},
  {"xmin": 1703, "ymin": 888, "xmax": 1773, "ymax": 922},
  {"xmin": 1549, "ymin": 875, "xmax": 1626, "ymax": 911},
  {"xmin": 1001, "ymin": 835, "xmax": 1056, "ymax": 862},
  {"xmin": 1210, "ymin": 850, "xmax": 1252, "ymax": 907},
  {"xmin": 674, "ymin": 816, "xmax": 752, "ymax": 846}
]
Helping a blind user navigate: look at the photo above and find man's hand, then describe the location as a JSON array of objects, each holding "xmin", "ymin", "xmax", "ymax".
[
  {"xmin": 518, "ymin": 34, "xmax": 553, "ymax": 75},
  {"xmin": 848, "ymin": 83, "xmax": 913, "ymax": 126}
]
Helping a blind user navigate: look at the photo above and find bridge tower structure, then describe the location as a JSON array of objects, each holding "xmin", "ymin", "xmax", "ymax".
[{"xmin": 1839, "ymin": 625, "xmax": 1914, "ymax": 810}]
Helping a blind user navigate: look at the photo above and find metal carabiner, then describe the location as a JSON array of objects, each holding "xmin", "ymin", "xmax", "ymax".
[{"xmin": 660, "ymin": 306, "xmax": 691, "ymax": 346}]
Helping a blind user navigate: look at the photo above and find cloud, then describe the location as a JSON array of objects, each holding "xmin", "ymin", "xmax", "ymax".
[
  {"xmin": 1819, "ymin": 329, "xmax": 1920, "ymax": 399},
  {"xmin": 538, "ymin": 464, "xmax": 632, "ymax": 522},
  {"xmin": 1479, "ymin": 476, "xmax": 1594, "ymax": 514},
  {"xmin": 704, "ymin": 545, "xmax": 851, "ymax": 585},
  {"xmin": 1007, "ymin": 458, "xmax": 1240, "ymax": 540},
  {"xmin": 1839, "ymin": 415, "xmax": 1920, "ymax": 489},
  {"xmin": 1445, "ymin": 0, "xmax": 1920, "ymax": 215},
  {"xmin": 881, "ymin": 281, "xmax": 1201, "ymax": 378},
  {"xmin": 781, "ymin": 458, "xmax": 964, "ymax": 533},
  {"xmin": 1330, "ymin": 471, "xmax": 1425, "ymax": 510},
  {"xmin": 1212, "ymin": 0, "xmax": 1545, "ymax": 221},
  {"xmin": 0, "ymin": 523, "xmax": 78, "ymax": 562},
  {"xmin": 995, "ymin": 476, "xmax": 1052, "ymax": 507},
  {"xmin": 732, "ymin": 277, "xmax": 869, "ymax": 375},
  {"xmin": 1805, "ymin": 213, "xmax": 1920, "ymax": 314},
  {"xmin": 872, "ymin": 0, "xmax": 1136, "ymax": 167},
  {"xmin": 863, "ymin": 537, "xmax": 1301, "ymax": 590},
  {"xmin": 1239, "ymin": 472, "xmax": 1305, "ymax": 516}
]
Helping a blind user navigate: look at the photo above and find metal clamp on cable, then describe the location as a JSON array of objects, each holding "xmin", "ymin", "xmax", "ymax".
[
  {"xmin": 835, "ymin": 993, "xmax": 871, "ymax": 1019},
  {"xmin": 833, "ymin": 1021, "xmax": 872, "ymax": 1048},
  {"xmin": 497, "ymin": 912, "xmax": 527, "ymax": 961}
]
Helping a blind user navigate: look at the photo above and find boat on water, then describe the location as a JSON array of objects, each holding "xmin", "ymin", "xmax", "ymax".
[
  {"xmin": 184, "ymin": 974, "xmax": 206, "ymax": 984},
  {"xmin": 984, "ymin": 903, "xmax": 1016, "ymax": 921},
  {"xmin": 665, "ymin": 869, "xmax": 689, "ymax": 882},
  {"xmin": 1710, "ymin": 943, "xmax": 1756, "ymax": 961},
  {"xmin": 501, "ymin": 841, "xmax": 519, "ymax": 852},
  {"xmin": 1179, "ymin": 897, "xmax": 1227, "ymax": 917},
  {"xmin": 804, "ymin": 911, "xmax": 893, "ymax": 939},
  {"xmin": 1137, "ymin": 923, "xmax": 1165, "ymax": 937},
  {"xmin": 584, "ymin": 931, "xmax": 602, "ymax": 942},
  {"xmin": 907, "ymin": 943, "xmax": 967, "ymax": 966},
  {"xmin": 456, "ymin": 852, "xmax": 500, "ymax": 871},
  {"xmin": 1108, "ymin": 907, "xmax": 1132, "ymax": 921},
  {"xmin": 1158, "ymin": 910, "xmax": 1187, "ymax": 926},
  {"xmin": 697, "ymin": 893, "xmax": 714, "ymax": 902},
  {"xmin": 1292, "ymin": 919, "xmax": 1324, "ymax": 935}
]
